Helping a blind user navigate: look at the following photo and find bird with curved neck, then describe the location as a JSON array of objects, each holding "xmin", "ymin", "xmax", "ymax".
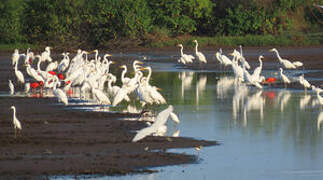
[
  {"xmin": 251, "ymin": 55, "xmax": 264, "ymax": 82},
  {"xmin": 41, "ymin": 46, "xmax": 52, "ymax": 62},
  {"xmin": 279, "ymin": 68, "xmax": 290, "ymax": 88},
  {"xmin": 10, "ymin": 106, "xmax": 22, "ymax": 138},
  {"xmin": 193, "ymin": 40, "xmax": 207, "ymax": 63},
  {"xmin": 13, "ymin": 55, "xmax": 25, "ymax": 84},
  {"xmin": 177, "ymin": 44, "xmax": 194, "ymax": 64},
  {"xmin": 120, "ymin": 65, "xmax": 131, "ymax": 84},
  {"xmin": 269, "ymin": 48, "xmax": 303, "ymax": 69}
]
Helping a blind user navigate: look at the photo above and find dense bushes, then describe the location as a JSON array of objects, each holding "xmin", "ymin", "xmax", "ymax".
[{"xmin": 0, "ymin": 0, "xmax": 322, "ymax": 47}]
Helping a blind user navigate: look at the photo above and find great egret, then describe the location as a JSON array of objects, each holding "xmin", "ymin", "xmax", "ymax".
[
  {"xmin": 269, "ymin": 48, "xmax": 303, "ymax": 69},
  {"xmin": 312, "ymin": 85, "xmax": 323, "ymax": 94},
  {"xmin": 25, "ymin": 63, "xmax": 45, "ymax": 82},
  {"xmin": 10, "ymin": 106, "xmax": 22, "ymax": 138},
  {"xmin": 58, "ymin": 52, "xmax": 70, "ymax": 72},
  {"xmin": 13, "ymin": 56, "xmax": 25, "ymax": 84},
  {"xmin": 9, "ymin": 80, "xmax": 14, "ymax": 95},
  {"xmin": 242, "ymin": 65, "xmax": 262, "ymax": 89},
  {"xmin": 251, "ymin": 55, "xmax": 264, "ymax": 82},
  {"xmin": 238, "ymin": 46, "xmax": 250, "ymax": 69},
  {"xmin": 299, "ymin": 75, "xmax": 311, "ymax": 93},
  {"xmin": 24, "ymin": 82, "xmax": 30, "ymax": 94},
  {"xmin": 177, "ymin": 44, "xmax": 195, "ymax": 64},
  {"xmin": 132, "ymin": 105, "xmax": 178, "ymax": 142},
  {"xmin": 216, "ymin": 48, "xmax": 232, "ymax": 67},
  {"xmin": 120, "ymin": 65, "xmax": 131, "ymax": 84},
  {"xmin": 279, "ymin": 68, "xmax": 290, "ymax": 88},
  {"xmin": 53, "ymin": 80, "xmax": 69, "ymax": 106},
  {"xmin": 41, "ymin": 46, "xmax": 52, "ymax": 62},
  {"xmin": 46, "ymin": 61, "xmax": 58, "ymax": 72},
  {"xmin": 193, "ymin": 40, "xmax": 207, "ymax": 63},
  {"xmin": 12, "ymin": 49, "xmax": 21, "ymax": 66}
]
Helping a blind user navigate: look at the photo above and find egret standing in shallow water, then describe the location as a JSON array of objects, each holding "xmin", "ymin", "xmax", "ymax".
[
  {"xmin": 269, "ymin": 48, "xmax": 303, "ymax": 69},
  {"xmin": 279, "ymin": 68, "xmax": 291, "ymax": 88},
  {"xmin": 10, "ymin": 106, "xmax": 22, "ymax": 138},
  {"xmin": 193, "ymin": 40, "xmax": 207, "ymax": 64},
  {"xmin": 9, "ymin": 80, "xmax": 14, "ymax": 95}
]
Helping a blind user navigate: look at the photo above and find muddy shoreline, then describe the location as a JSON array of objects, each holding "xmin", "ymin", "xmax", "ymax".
[{"xmin": 0, "ymin": 47, "xmax": 322, "ymax": 179}]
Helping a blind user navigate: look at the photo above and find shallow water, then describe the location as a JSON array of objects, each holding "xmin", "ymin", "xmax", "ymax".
[{"xmin": 45, "ymin": 58, "xmax": 323, "ymax": 180}]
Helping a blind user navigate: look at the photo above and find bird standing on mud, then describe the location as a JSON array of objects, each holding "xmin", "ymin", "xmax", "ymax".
[{"xmin": 10, "ymin": 106, "xmax": 22, "ymax": 138}]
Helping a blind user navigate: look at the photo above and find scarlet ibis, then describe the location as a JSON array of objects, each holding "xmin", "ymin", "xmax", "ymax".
[
  {"xmin": 57, "ymin": 73, "xmax": 65, "ymax": 80},
  {"xmin": 265, "ymin": 77, "xmax": 276, "ymax": 83},
  {"xmin": 30, "ymin": 82, "xmax": 40, "ymax": 89},
  {"xmin": 29, "ymin": 58, "xmax": 33, "ymax": 64},
  {"xmin": 48, "ymin": 71, "xmax": 57, "ymax": 75}
]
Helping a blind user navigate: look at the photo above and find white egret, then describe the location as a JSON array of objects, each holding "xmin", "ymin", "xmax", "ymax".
[
  {"xmin": 12, "ymin": 49, "xmax": 21, "ymax": 66},
  {"xmin": 177, "ymin": 44, "xmax": 194, "ymax": 64},
  {"xmin": 58, "ymin": 52, "xmax": 70, "ymax": 72},
  {"xmin": 120, "ymin": 65, "xmax": 131, "ymax": 84},
  {"xmin": 312, "ymin": 85, "xmax": 323, "ymax": 94},
  {"xmin": 41, "ymin": 46, "xmax": 52, "ymax": 62},
  {"xmin": 9, "ymin": 80, "xmax": 14, "ymax": 95},
  {"xmin": 13, "ymin": 56, "xmax": 25, "ymax": 84},
  {"xmin": 132, "ymin": 105, "xmax": 177, "ymax": 142},
  {"xmin": 46, "ymin": 61, "xmax": 58, "ymax": 72},
  {"xmin": 238, "ymin": 46, "xmax": 250, "ymax": 69},
  {"xmin": 24, "ymin": 82, "xmax": 30, "ymax": 94},
  {"xmin": 269, "ymin": 48, "xmax": 303, "ymax": 69},
  {"xmin": 216, "ymin": 48, "xmax": 232, "ymax": 67},
  {"xmin": 251, "ymin": 55, "xmax": 264, "ymax": 82},
  {"xmin": 242, "ymin": 65, "xmax": 263, "ymax": 89},
  {"xmin": 53, "ymin": 78, "xmax": 68, "ymax": 105},
  {"xmin": 279, "ymin": 68, "xmax": 291, "ymax": 88},
  {"xmin": 10, "ymin": 106, "xmax": 22, "ymax": 138},
  {"xmin": 193, "ymin": 40, "xmax": 207, "ymax": 63},
  {"xmin": 299, "ymin": 75, "xmax": 311, "ymax": 93}
]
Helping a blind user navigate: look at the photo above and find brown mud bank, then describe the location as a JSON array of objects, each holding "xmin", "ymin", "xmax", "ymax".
[{"xmin": 0, "ymin": 97, "xmax": 217, "ymax": 179}]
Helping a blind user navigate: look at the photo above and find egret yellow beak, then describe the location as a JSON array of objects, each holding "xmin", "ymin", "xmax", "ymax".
[
  {"xmin": 110, "ymin": 61, "xmax": 115, "ymax": 64},
  {"xmin": 106, "ymin": 54, "xmax": 112, "ymax": 56},
  {"xmin": 156, "ymin": 87, "xmax": 162, "ymax": 91},
  {"xmin": 119, "ymin": 65, "xmax": 124, "ymax": 68}
]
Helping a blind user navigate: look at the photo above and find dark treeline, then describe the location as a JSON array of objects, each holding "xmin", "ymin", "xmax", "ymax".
[{"xmin": 0, "ymin": 0, "xmax": 322, "ymax": 48}]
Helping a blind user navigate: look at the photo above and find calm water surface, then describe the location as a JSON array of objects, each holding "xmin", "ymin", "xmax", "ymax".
[{"xmin": 48, "ymin": 57, "xmax": 323, "ymax": 180}]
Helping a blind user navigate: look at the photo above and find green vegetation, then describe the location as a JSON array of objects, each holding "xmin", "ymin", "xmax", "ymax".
[{"xmin": 0, "ymin": 0, "xmax": 322, "ymax": 50}]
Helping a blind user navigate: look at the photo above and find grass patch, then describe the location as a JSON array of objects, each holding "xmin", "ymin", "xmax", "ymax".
[
  {"xmin": 147, "ymin": 33, "xmax": 322, "ymax": 48},
  {"xmin": 0, "ymin": 43, "xmax": 40, "ymax": 52}
]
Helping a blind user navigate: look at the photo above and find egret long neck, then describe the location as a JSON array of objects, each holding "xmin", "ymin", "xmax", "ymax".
[
  {"xmin": 274, "ymin": 50, "xmax": 282, "ymax": 62},
  {"xmin": 121, "ymin": 68, "xmax": 127, "ymax": 83},
  {"xmin": 195, "ymin": 42, "xmax": 198, "ymax": 54},
  {"xmin": 180, "ymin": 46, "xmax": 184, "ymax": 56},
  {"xmin": 37, "ymin": 58, "xmax": 42, "ymax": 71},
  {"xmin": 12, "ymin": 108, "xmax": 16, "ymax": 120},
  {"xmin": 147, "ymin": 68, "xmax": 152, "ymax": 82}
]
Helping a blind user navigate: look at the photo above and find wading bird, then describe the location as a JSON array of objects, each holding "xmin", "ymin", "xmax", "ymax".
[
  {"xmin": 132, "ymin": 105, "xmax": 179, "ymax": 142},
  {"xmin": 279, "ymin": 68, "xmax": 291, "ymax": 88},
  {"xmin": 9, "ymin": 80, "xmax": 14, "ymax": 95},
  {"xmin": 177, "ymin": 44, "xmax": 194, "ymax": 64},
  {"xmin": 269, "ymin": 48, "xmax": 303, "ymax": 69},
  {"xmin": 10, "ymin": 106, "xmax": 22, "ymax": 138},
  {"xmin": 193, "ymin": 40, "xmax": 207, "ymax": 63}
]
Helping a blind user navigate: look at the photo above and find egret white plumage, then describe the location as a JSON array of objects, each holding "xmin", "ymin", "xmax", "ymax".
[
  {"xmin": 177, "ymin": 44, "xmax": 194, "ymax": 64},
  {"xmin": 299, "ymin": 75, "xmax": 311, "ymax": 93},
  {"xmin": 13, "ymin": 55, "xmax": 25, "ymax": 84},
  {"xmin": 132, "ymin": 105, "xmax": 178, "ymax": 142},
  {"xmin": 41, "ymin": 46, "xmax": 52, "ymax": 62},
  {"xmin": 53, "ymin": 79, "xmax": 68, "ymax": 106},
  {"xmin": 279, "ymin": 68, "xmax": 290, "ymax": 88},
  {"xmin": 270, "ymin": 48, "xmax": 303, "ymax": 69},
  {"xmin": 193, "ymin": 40, "xmax": 207, "ymax": 63},
  {"xmin": 12, "ymin": 49, "xmax": 21, "ymax": 66},
  {"xmin": 10, "ymin": 106, "xmax": 22, "ymax": 138},
  {"xmin": 24, "ymin": 82, "xmax": 30, "ymax": 94},
  {"xmin": 9, "ymin": 80, "xmax": 14, "ymax": 95}
]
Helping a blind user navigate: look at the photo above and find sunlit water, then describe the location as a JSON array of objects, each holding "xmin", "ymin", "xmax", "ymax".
[{"xmin": 30, "ymin": 57, "xmax": 322, "ymax": 180}]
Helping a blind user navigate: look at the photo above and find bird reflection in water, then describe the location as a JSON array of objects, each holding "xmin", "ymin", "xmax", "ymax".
[
  {"xmin": 243, "ymin": 90, "xmax": 265, "ymax": 127},
  {"xmin": 317, "ymin": 111, "xmax": 323, "ymax": 131},
  {"xmin": 216, "ymin": 76, "xmax": 235, "ymax": 99},
  {"xmin": 276, "ymin": 90, "xmax": 291, "ymax": 112},
  {"xmin": 232, "ymin": 83, "xmax": 248, "ymax": 121}
]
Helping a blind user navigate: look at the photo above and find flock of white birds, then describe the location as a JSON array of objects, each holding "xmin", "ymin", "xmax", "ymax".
[
  {"xmin": 7, "ymin": 39, "xmax": 323, "ymax": 140},
  {"xmin": 8, "ymin": 46, "xmax": 180, "ymax": 142}
]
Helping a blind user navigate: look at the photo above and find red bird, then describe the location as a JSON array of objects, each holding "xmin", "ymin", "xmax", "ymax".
[
  {"xmin": 57, "ymin": 73, "xmax": 65, "ymax": 80},
  {"xmin": 29, "ymin": 58, "xmax": 33, "ymax": 64},
  {"xmin": 30, "ymin": 82, "xmax": 40, "ymax": 89},
  {"xmin": 48, "ymin": 71, "xmax": 57, "ymax": 75},
  {"xmin": 265, "ymin": 77, "xmax": 276, "ymax": 83}
]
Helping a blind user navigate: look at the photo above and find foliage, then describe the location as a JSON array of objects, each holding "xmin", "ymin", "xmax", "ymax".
[{"xmin": 0, "ymin": 0, "xmax": 321, "ymax": 48}]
